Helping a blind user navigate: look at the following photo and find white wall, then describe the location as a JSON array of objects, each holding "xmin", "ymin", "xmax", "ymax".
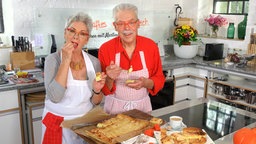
[{"xmin": 0, "ymin": 0, "xmax": 255, "ymax": 64}]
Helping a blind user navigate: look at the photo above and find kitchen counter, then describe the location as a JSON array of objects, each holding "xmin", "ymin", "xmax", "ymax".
[
  {"xmin": 0, "ymin": 71, "xmax": 44, "ymax": 91},
  {"xmin": 161, "ymin": 55, "xmax": 256, "ymax": 76},
  {"xmin": 151, "ymin": 98, "xmax": 256, "ymax": 143},
  {"xmin": 161, "ymin": 55, "xmax": 256, "ymax": 79}
]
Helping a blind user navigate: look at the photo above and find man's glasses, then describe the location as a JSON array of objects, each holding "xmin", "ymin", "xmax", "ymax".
[
  {"xmin": 66, "ymin": 28, "xmax": 89, "ymax": 40},
  {"xmin": 115, "ymin": 20, "xmax": 138, "ymax": 28}
]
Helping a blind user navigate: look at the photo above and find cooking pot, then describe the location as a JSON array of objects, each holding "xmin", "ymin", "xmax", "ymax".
[
  {"xmin": 245, "ymin": 92, "xmax": 256, "ymax": 104},
  {"xmin": 226, "ymin": 95, "xmax": 238, "ymax": 100},
  {"xmin": 211, "ymin": 83, "xmax": 225, "ymax": 95}
]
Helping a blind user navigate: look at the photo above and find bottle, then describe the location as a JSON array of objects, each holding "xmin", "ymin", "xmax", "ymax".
[
  {"xmin": 227, "ymin": 23, "xmax": 235, "ymax": 39},
  {"xmin": 238, "ymin": 15, "xmax": 247, "ymax": 40},
  {"xmin": 50, "ymin": 34, "xmax": 57, "ymax": 53}
]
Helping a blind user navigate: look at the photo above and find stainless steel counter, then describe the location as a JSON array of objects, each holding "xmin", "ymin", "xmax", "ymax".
[{"xmin": 151, "ymin": 98, "xmax": 256, "ymax": 143}]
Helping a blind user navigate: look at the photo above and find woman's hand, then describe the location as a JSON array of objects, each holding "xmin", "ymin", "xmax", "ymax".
[
  {"xmin": 61, "ymin": 42, "xmax": 75, "ymax": 63},
  {"xmin": 92, "ymin": 72, "xmax": 107, "ymax": 93}
]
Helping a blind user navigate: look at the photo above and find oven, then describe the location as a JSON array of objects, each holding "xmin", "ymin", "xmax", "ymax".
[
  {"xmin": 150, "ymin": 70, "xmax": 175, "ymax": 110},
  {"xmin": 84, "ymin": 48, "xmax": 99, "ymax": 58}
]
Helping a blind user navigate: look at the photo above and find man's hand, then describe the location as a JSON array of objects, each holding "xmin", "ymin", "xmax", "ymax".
[
  {"xmin": 126, "ymin": 77, "xmax": 154, "ymax": 90},
  {"xmin": 106, "ymin": 61, "xmax": 122, "ymax": 80}
]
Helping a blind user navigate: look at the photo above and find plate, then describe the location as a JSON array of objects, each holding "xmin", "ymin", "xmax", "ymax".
[
  {"xmin": 121, "ymin": 134, "xmax": 157, "ymax": 144},
  {"xmin": 161, "ymin": 122, "xmax": 187, "ymax": 131},
  {"xmin": 154, "ymin": 128, "xmax": 215, "ymax": 144}
]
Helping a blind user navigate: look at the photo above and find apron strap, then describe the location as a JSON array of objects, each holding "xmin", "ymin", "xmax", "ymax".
[
  {"xmin": 139, "ymin": 51, "xmax": 147, "ymax": 69},
  {"xmin": 115, "ymin": 51, "xmax": 147, "ymax": 68},
  {"xmin": 115, "ymin": 53, "xmax": 121, "ymax": 66},
  {"xmin": 42, "ymin": 112, "xmax": 64, "ymax": 144}
]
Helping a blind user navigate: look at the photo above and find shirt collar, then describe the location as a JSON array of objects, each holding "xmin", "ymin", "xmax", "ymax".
[{"xmin": 116, "ymin": 36, "xmax": 142, "ymax": 53}]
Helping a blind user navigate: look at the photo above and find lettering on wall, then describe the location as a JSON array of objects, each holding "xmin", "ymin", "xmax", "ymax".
[
  {"xmin": 93, "ymin": 20, "xmax": 107, "ymax": 30},
  {"xmin": 90, "ymin": 18, "xmax": 149, "ymax": 39}
]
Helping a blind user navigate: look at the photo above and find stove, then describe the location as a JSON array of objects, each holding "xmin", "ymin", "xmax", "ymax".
[{"xmin": 159, "ymin": 103, "xmax": 256, "ymax": 141}]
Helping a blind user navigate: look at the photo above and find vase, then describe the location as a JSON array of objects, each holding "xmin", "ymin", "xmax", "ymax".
[
  {"xmin": 211, "ymin": 26, "xmax": 219, "ymax": 38},
  {"xmin": 173, "ymin": 44, "xmax": 198, "ymax": 59}
]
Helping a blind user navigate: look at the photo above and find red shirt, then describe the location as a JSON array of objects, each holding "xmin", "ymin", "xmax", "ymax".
[{"xmin": 98, "ymin": 35, "xmax": 165, "ymax": 96}]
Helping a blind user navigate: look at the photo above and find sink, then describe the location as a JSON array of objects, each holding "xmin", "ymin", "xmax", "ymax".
[
  {"xmin": 236, "ymin": 54, "xmax": 255, "ymax": 68},
  {"xmin": 0, "ymin": 79, "xmax": 8, "ymax": 85},
  {"xmin": 0, "ymin": 73, "xmax": 15, "ymax": 87}
]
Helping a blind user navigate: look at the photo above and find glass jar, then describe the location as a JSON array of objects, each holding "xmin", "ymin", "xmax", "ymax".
[
  {"xmin": 227, "ymin": 23, "xmax": 235, "ymax": 39},
  {"xmin": 238, "ymin": 15, "xmax": 247, "ymax": 40}
]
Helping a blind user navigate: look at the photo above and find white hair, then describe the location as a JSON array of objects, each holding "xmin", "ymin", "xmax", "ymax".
[
  {"xmin": 113, "ymin": 3, "xmax": 138, "ymax": 21},
  {"xmin": 65, "ymin": 12, "xmax": 93, "ymax": 34}
]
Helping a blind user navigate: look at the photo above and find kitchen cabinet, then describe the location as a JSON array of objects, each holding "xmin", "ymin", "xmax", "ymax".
[
  {"xmin": 172, "ymin": 67, "xmax": 208, "ymax": 103},
  {"xmin": 26, "ymin": 101, "xmax": 44, "ymax": 144},
  {"xmin": 207, "ymin": 72, "xmax": 256, "ymax": 110},
  {"xmin": 0, "ymin": 89, "xmax": 24, "ymax": 144},
  {"xmin": 20, "ymin": 86, "xmax": 45, "ymax": 144}
]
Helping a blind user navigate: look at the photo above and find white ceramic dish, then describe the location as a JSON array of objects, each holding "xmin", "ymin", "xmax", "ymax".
[
  {"xmin": 121, "ymin": 134, "xmax": 157, "ymax": 144},
  {"xmin": 226, "ymin": 62, "xmax": 234, "ymax": 65},
  {"xmin": 154, "ymin": 129, "xmax": 215, "ymax": 144}
]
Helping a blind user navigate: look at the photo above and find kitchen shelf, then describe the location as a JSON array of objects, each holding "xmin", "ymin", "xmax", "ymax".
[
  {"xmin": 198, "ymin": 35, "xmax": 244, "ymax": 41},
  {"xmin": 207, "ymin": 76, "xmax": 256, "ymax": 109},
  {"xmin": 208, "ymin": 78, "xmax": 256, "ymax": 92},
  {"xmin": 208, "ymin": 92, "xmax": 256, "ymax": 109}
]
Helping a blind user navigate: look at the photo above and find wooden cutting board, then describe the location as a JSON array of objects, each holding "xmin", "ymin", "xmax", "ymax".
[{"xmin": 74, "ymin": 109, "xmax": 154, "ymax": 144}]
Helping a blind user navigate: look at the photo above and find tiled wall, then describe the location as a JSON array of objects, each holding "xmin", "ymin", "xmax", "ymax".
[{"xmin": 0, "ymin": 0, "xmax": 255, "ymax": 64}]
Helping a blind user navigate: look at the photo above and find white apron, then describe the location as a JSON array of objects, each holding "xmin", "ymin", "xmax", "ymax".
[
  {"xmin": 42, "ymin": 51, "xmax": 95, "ymax": 144},
  {"xmin": 104, "ymin": 51, "xmax": 152, "ymax": 114}
]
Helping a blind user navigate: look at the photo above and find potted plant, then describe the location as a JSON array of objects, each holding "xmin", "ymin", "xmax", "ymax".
[
  {"xmin": 171, "ymin": 25, "xmax": 199, "ymax": 59},
  {"xmin": 171, "ymin": 24, "xmax": 198, "ymax": 47}
]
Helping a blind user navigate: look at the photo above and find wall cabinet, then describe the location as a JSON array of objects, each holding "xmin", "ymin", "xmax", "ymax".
[{"xmin": 0, "ymin": 89, "xmax": 23, "ymax": 144}]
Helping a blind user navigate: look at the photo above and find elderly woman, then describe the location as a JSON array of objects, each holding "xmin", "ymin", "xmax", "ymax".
[{"xmin": 41, "ymin": 12, "xmax": 106, "ymax": 144}]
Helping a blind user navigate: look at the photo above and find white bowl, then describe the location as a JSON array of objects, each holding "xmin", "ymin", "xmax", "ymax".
[{"xmin": 174, "ymin": 44, "xmax": 198, "ymax": 59}]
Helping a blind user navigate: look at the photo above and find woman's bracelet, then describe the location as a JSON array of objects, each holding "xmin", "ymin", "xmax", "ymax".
[{"xmin": 92, "ymin": 89, "xmax": 101, "ymax": 95}]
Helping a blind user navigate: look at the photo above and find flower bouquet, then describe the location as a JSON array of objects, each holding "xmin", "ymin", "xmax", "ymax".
[
  {"xmin": 171, "ymin": 25, "xmax": 198, "ymax": 47},
  {"xmin": 205, "ymin": 15, "xmax": 227, "ymax": 37}
]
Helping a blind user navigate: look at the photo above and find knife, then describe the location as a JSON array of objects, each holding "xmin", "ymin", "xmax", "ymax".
[
  {"xmin": 11, "ymin": 36, "xmax": 15, "ymax": 51},
  {"xmin": 70, "ymin": 120, "xmax": 105, "ymax": 130},
  {"xmin": 70, "ymin": 117, "xmax": 111, "ymax": 130}
]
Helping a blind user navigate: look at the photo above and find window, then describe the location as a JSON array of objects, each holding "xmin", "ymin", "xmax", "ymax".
[{"xmin": 213, "ymin": 0, "xmax": 249, "ymax": 15}]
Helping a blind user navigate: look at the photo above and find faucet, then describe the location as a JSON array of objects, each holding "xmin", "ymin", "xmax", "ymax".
[{"xmin": 174, "ymin": 4, "xmax": 183, "ymax": 26}]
